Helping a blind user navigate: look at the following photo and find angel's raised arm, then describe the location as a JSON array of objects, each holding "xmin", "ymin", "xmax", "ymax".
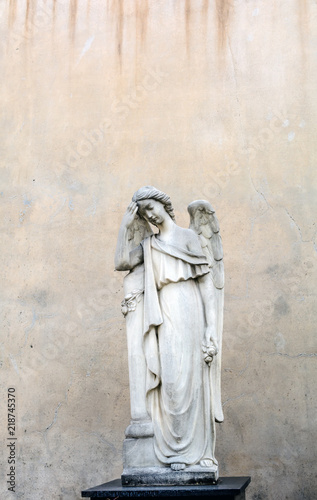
[{"xmin": 115, "ymin": 202, "xmax": 151, "ymax": 271}]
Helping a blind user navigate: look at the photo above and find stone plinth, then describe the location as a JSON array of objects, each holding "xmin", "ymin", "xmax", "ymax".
[
  {"xmin": 82, "ymin": 477, "xmax": 251, "ymax": 499},
  {"xmin": 122, "ymin": 465, "xmax": 218, "ymax": 486}
]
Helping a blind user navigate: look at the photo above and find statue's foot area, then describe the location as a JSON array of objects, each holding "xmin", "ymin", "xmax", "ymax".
[
  {"xmin": 171, "ymin": 463, "xmax": 186, "ymax": 471},
  {"xmin": 200, "ymin": 458, "xmax": 218, "ymax": 468}
]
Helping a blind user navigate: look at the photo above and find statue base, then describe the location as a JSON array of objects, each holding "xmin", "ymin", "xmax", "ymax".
[
  {"xmin": 82, "ymin": 477, "xmax": 251, "ymax": 499},
  {"xmin": 122, "ymin": 465, "xmax": 218, "ymax": 486},
  {"xmin": 122, "ymin": 434, "xmax": 219, "ymax": 486},
  {"xmin": 123, "ymin": 436, "xmax": 162, "ymax": 469}
]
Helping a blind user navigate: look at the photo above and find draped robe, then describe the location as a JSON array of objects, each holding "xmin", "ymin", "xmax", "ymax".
[{"xmin": 141, "ymin": 235, "xmax": 217, "ymax": 466}]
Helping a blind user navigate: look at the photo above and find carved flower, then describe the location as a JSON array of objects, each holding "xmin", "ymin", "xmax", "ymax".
[
  {"xmin": 121, "ymin": 289, "xmax": 144, "ymax": 317},
  {"xmin": 121, "ymin": 303, "xmax": 128, "ymax": 316}
]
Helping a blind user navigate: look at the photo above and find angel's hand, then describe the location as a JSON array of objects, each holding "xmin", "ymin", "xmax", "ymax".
[
  {"xmin": 202, "ymin": 341, "xmax": 218, "ymax": 365},
  {"xmin": 122, "ymin": 202, "xmax": 138, "ymax": 229},
  {"xmin": 202, "ymin": 328, "xmax": 218, "ymax": 365},
  {"xmin": 205, "ymin": 326, "xmax": 218, "ymax": 355},
  {"xmin": 202, "ymin": 342, "xmax": 216, "ymax": 365}
]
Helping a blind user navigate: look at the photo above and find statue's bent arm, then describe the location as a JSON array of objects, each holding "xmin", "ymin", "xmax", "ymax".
[
  {"xmin": 115, "ymin": 225, "xmax": 144, "ymax": 271},
  {"xmin": 115, "ymin": 201, "xmax": 145, "ymax": 271}
]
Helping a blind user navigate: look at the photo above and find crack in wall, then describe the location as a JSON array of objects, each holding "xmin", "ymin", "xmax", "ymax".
[
  {"xmin": 284, "ymin": 208, "xmax": 315, "ymax": 244},
  {"xmin": 24, "ymin": 308, "xmax": 38, "ymax": 343},
  {"xmin": 222, "ymin": 392, "xmax": 248, "ymax": 406},
  {"xmin": 227, "ymin": 32, "xmax": 245, "ymax": 148},
  {"xmin": 65, "ymin": 369, "xmax": 74, "ymax": 402},
  {"xmin": 45, "ymin": 402, "xmax": 62, "ymax": 433},
  {"xmin": 267, "ymin": 352, "xmax": 317, "ymax": 358},
  {"xmin": 249, "ymin": 172, "xmax": 272, "ymax": 210},
  {"xmin": 224, "ymin": 351, "xmax": 250, "ymax": 377}
]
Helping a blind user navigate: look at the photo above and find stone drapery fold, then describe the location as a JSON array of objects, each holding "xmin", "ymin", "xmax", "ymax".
[{"xmin": 141, "ymin": 235, "xmax": 216, "ymax": 466}]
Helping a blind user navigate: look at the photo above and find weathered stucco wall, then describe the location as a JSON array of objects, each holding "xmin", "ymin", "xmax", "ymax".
[{"xmin": 1, "ymin": 1, "xmax": 316, "ymax": 499}]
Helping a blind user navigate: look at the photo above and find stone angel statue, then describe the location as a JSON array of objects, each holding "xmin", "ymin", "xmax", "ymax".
[{"xmin": 115, "ymin": 186, "xmax": 224, "ymax": 485}]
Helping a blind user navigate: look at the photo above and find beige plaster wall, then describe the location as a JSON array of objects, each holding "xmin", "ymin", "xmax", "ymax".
[{"xmin": 1, "ymin": 1, "xmax": 316, "ymax": 498}]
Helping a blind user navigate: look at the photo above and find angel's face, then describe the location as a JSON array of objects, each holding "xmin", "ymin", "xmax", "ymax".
[{"xmin": 137, "ymin": 199, "xmax": 167, "ymax": 227}]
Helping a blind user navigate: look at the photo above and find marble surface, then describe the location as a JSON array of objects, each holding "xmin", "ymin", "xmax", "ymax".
[
  {"xmin": 121, "ymin": 466, "xmax": 218, "ymax": 486},
  {"xmin": 115, "ymin": 187, "xmax": 224, "ymax": 482}
]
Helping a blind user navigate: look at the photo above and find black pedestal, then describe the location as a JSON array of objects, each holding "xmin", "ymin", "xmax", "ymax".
[{"xmin": 82, "ymin": 477, "xmax": 251, "ymax": 499}]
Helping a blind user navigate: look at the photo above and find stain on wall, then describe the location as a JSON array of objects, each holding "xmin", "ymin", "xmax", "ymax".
[
  {"xmin": 69, "ymin": 0, "xmax": 78, "ymax": 41},
  {"xmin": 8, "ymin": 0, "xmax": 17, "ymax": 29},
  {"xmin": 215, "ymin": 0, "xmax": 231, "ymax": 54}
]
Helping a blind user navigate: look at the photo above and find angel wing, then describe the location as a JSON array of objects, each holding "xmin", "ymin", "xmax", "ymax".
[
  {"xmin": 188, "ymin": 200, "xmax": 224, "ymax": 290},
  {"xmin": 188, "ymin": 200, "xmax": 224, "ymax": 423}
]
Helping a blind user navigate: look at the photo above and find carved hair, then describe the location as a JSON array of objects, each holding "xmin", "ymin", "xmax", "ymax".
[{"xmin": 132, "ymin": 186, "xmax": 175, "ymax": 221}]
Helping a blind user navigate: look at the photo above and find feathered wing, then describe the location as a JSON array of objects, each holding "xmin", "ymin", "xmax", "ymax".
[{"xmin": 188, "ymin": 200, "xmax": 224, "ymax": 423}]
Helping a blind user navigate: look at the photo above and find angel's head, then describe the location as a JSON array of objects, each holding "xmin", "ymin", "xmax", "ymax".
[{"xmin": 132, "ymin": 186, "xmax": 175, "ymax": 226}]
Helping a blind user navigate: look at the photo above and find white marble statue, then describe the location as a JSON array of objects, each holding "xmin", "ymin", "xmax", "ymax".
[{"xmin": 115, "ymin": 186, "xmax": 224, "ymax": 483}]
